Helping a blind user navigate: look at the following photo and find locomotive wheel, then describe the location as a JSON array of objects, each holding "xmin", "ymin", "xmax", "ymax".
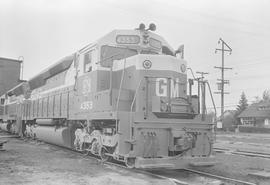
[
  {"xmin": 125, "ymin": 157, "xmax": 136, "ymax": 168},
  {"xmin": 81, "ymin": 143, "xmax": 90, "ymax": 155},
  {"xmin": 99, "ymin": 146, "xmax": 110, "ymax": 162},
  {"xmin": 90, "ymin": 139, "xmax": 99, "ymax": 155}
]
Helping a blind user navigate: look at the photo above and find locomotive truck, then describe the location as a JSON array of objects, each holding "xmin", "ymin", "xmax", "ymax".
[{"xmin": 0, "ymin": 24, "xmax": 215, "ymax": 168}]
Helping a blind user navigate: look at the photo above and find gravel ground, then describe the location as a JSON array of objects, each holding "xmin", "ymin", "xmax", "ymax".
[
  {"xmin": 195, "ymin": 132, "xmax": 270, "ymax": 185},
  {"xmin": 216, "ymin": 132, "xmax": 270, "ymax": 145},
  {"xmin": 0, "ymin": 136, "xmax": 170, "ymax": 185},
  {"xmin": 1, "ymin": 132, "xmax": 270, "ymax": 185},
  {"xmin": 190, "ymin": 152, "xmax": 270, "ymax": 185}
]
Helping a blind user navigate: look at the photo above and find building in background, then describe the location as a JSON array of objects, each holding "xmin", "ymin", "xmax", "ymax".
[
  {"xmin": 238, "ymin": 102, "xmax": 270, "ymax": 128},
  {"xmin": 0, "ymin": 57, "xmax": 22, "ymax": 96}
]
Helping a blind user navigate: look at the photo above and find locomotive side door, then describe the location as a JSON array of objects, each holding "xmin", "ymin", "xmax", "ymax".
[{"xmin": 70, "ymin": 48, "xmax": 98, "ymax": 119}]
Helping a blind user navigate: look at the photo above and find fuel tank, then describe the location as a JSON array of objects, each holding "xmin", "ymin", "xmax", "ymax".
[
  {"xmin": 33, "ymin": 126, "xmax": 75, "ymax": 148},
  {"xmin": 36, "ymin": 119, "xmax": 56, "ymax": 126}
]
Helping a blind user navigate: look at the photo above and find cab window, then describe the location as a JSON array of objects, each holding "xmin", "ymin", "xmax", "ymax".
[
  {"xmin": 84, "ymin": 51, "xmax": 92, "ymax": 72},
  {"xmin": 100, "ymin": 45, "xmax": 137, "ymax": 67},
  {"xmin": 162, "ymin": 46, "xmax": 174, "ymax": 56}
]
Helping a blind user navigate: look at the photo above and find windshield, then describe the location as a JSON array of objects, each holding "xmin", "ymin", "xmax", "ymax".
[
  {"xmin": 100, "ymin": 45, "xmax": 137, "ymax": 67},
  {"xmin": 162, "ymin": 45, "xmax": 174, "ymax": 56}
]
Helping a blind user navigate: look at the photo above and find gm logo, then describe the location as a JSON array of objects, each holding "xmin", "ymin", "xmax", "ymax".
[{"xmin": 156, "ymin": 78, "xmax": 180, "ymax": 98}]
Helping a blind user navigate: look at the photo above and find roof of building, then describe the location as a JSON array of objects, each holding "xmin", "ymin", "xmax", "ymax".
[
  {"xmin": 0, "ymin": 57, "xmax": 22, "ymax": 63},
  {"xmin": 238, "ymin": 102, "xmax": 270, "ymax": 118}
]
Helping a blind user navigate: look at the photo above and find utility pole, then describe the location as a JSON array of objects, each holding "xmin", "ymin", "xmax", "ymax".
[{"xmin": 214, "ymin": 38, "xmax": 232, "ymax": 120}]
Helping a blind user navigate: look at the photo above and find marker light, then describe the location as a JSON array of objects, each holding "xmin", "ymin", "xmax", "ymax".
[{"xmin": 116, "ymin": 35, "xmax": 140, "ymax": 44}]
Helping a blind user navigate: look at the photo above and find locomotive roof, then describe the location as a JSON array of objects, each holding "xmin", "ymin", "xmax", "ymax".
[
  {"xmin": 79, "ymin": 29, "xmax": 175, "ymax": 53},
  {"xmin": 20, "ymin": 29, "xmax": 175, "ymax": 92}
]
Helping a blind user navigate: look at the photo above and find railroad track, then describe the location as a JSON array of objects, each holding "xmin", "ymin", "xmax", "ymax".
[
  {"xmin": 24, "ymin": 139, "xmax": 258, "ymax": 185},
  {"xmin": 1, "ymin": 131, "xmax": 257, "ymax": 185},
  {"xmin": 214, "ymin": 147, "xmax": 270, "ymax": 159}
]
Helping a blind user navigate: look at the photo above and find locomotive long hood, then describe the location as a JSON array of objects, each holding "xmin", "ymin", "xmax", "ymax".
[{"xmin": 28, "ymin": 55, "xmax": 74, "ymax": 90}]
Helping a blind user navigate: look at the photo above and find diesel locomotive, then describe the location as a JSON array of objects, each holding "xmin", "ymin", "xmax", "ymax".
[{"xmin": 0, "ymin": 24, "xmax": 215, "ymax": 168}]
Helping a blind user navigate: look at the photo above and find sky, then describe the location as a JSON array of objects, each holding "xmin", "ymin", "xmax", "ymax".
[{"xmin": 1, "ymin": 0, "xmax": 270, "ymax": 115}]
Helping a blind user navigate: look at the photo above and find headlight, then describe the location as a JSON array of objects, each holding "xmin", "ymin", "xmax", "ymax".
[{"xmin": 160, "ymin": 100, "xmax": 168, "ymax": 112}]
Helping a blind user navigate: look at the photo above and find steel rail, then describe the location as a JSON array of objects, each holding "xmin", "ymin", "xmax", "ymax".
[
  {"xmin": 27, "ymin": 138, "xmax": 186, "ymax": 185},
  {"xmin": 214, "ymin": 148, "xmax": 270, "ymax": 159},
  {"xmin": 26, "ymin": 139, "xmax": 257, "ymax": 185},
  {"xmin": 184, "ymin": 168, "xmax": 256, "ymax": 185}
]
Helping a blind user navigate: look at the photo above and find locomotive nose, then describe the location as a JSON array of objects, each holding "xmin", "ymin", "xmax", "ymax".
[{"xmin": 136, "ymin": 54, "xmax": 187, "ymax": 74}]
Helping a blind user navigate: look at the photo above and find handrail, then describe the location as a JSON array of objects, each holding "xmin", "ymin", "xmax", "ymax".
[
  {"xmin": 130, "ymin": 78, "xmax": 143, "ymax": 113},
  {"xmin": 206, "ymin": 81, "xmax": 217, "ymax": 141},
  {"xmin": 129, "ymin": 77, "xmax": 143, "ymax": 140},
  {"xmin": 116, "ymin": 59, "xmax": 126, "ymax": 112},
  {"xmin": 188, "ymin": 67, "xmax": 217, "ymax": 119},
  {"xmin": 206, "ymin": 81, "xmax": 217, "ymax": 120},
  {"xmin": 115, "ymin": 58, "xmax": 126, "ymax": 132}
]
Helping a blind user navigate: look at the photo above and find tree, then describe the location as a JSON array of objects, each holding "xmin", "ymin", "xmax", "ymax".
[
  {"xmin": 252, "ymin": 90, "xmax": 270, "ymax": 103},
  {"xmin": 236, "ymin": 92, "xmax": 249, "ymax": 112},
  {"xmin": 234, "ymin": 92, "xmax": 248, "ymax": 125},
  {"xmin": 262, "ymin": 90, "xmax": 270, "ymax": 102}
]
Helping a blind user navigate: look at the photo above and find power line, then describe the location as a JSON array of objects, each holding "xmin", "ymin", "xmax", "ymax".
[
  {"xmin": 206, "ymin": 102, "xmax": 254, "ymax": 110},
  {"xmin": 211, "ymin": 56, "xmax": 270, "ymax": 75},
  {"xmin": 160, "ymin": 2, "xmax": 270, "ymax": 38},
  {"xmin": 207, "ymin": 73, "xmax": 270, "ymax": 81},
  {"xmin": 231, "ymin": 57, "xmax": 270, "ymax": 68}
]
